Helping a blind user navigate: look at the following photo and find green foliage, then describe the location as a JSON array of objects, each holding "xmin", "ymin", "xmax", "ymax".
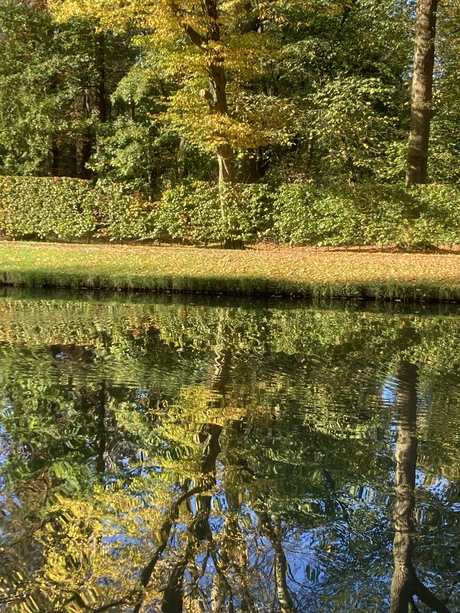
[
  {"xmin": 0, "ymin": 0, "xmax": 71, "ymax": 175},
  {"xmin": 2, "ymin": 175, "xmax": 460, "ymax": 248},
  {"xmin": 410, "ymin": 184, "xmax": 460, "ymax": 246},
  {"xmin": 0, "ymin": 176, "xmax": 97, "ymax": 239},
  {"xmin": 273, "ymin": 182, "xmax": 407, "ymax": 246},
  {"xmin": 264, "ymin": 0, "xmax": 411, "ymax": 185},
  {"xmin": 94, "ymin": 181, "xmax": 156, "ymax": 240},
  {"xmin": 0, "ymin": 176, "xmax": 155, "ymax": 241},
  {"xmin": 1, "ymin": 0, "xmax": 460, "ymax": 247},
  {"xmin": 155, "ymin": 181, "xmax": 273, "ymax": 245},
  {"xmin": 273, "ymin": 182, "xmax": 460, "ymax": 247}
]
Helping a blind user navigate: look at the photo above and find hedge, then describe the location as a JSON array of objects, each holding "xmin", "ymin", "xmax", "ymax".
[
  {"xmin": 273, "ymin": 182, "xmax": 460, "ymax": 247},
  {"xmin": 155, "ymin": 181, "xmax": 273, "ymax": 245},
  {"xmin": 1, "ymin": 175, "xmax": 460, "ymax": 247},
  {"xmin": 0, "ymin": 176, "xmax": 156, "ymax": 241}
]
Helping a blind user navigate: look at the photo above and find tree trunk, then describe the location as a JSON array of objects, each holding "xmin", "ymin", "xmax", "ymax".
[
  {"xmin": 240, "ymin": 149, "xmax": 261, "ymax": 183},
  {"xmin": 178, "ymin": 0, "xmax": 238, "ymax": 244},
  {"xmin": 95, "ymin": 29, "xmax": 108, "ymax": 164},
  {"xmin": 75, "ymin": 90, "xmax": 92, "ymax": 179},
  {"xmin": 406, "ymin": 0, "xmax": 438, "ymax": 187},
  {"xmin": 95, "ymin": 30, "xmax": 107, "ymax": 125},
  {"xmin": 208, "ymin": 55, "xmax": 235, "ymax": 184},
  {"xmin": 305, "ymin": 135, "xmax": 315, "ymax": 180},
  {"xmin": 217, "ymin": 142, "xmax": 235, "ymax": 184}
]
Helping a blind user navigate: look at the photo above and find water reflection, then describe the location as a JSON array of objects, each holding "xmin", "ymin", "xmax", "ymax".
[
  {"xmin": 0, "ymin": 295, "xmax": 459, "ymax": 611},
  {"xmin": 391, "ymin": 362, "xmax": 449, "ymax": 613}
]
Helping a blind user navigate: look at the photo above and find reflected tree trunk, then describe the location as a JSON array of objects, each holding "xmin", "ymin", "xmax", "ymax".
[
  {"xmin": 273, "ymin": 516, "xmax": 296, "ymax": 613},
  {"xmin": 390, "ymin": 361, "xmax": 449, "ymax": 613},
  {"xmin": 134, "ymin": 323, "xmax": 231, "ymax": 613},
  {"xmin": 260, "ymin": 513, "xmax": 296, "ymax": 613},
  {"xmin": 95, "ymin": 382, "xmax": 107, "ymax": 474}
]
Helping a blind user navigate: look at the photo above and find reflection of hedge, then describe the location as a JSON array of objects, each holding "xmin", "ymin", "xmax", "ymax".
[
  {"xmin": 0, "ymin": 176, "xmax": 155, "ymax": 241},
  {"xmin": 2, "ymin": 176, "xmax": 460, "ymax": 246}
]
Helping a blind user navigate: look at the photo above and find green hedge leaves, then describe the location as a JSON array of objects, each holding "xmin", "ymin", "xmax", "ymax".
[
  {"xmin": 273, "ymin": 183, "xmax": 460, "ymax": 247},
  {"xmin": 1, "ymin": 176, "xmax": 460, "ymax": 247},
  {"xmin": 0, "ymin": 176, "xmax": 155, "ymax": 241}
]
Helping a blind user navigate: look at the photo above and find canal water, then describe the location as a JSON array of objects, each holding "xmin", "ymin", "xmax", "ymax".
[{"xmin": 1, "ymin": 290, "xmax": 459, "ymax": 612}]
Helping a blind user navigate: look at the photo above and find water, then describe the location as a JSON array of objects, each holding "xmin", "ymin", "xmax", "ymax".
[{"xmin": 0, "ymin": 290, "xmax": 459, "ymax": 612}]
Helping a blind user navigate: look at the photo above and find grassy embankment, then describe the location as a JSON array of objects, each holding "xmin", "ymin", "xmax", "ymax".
[{"xmin": 1, "ymin": 241, "xmax": 460, "ymax": 301}]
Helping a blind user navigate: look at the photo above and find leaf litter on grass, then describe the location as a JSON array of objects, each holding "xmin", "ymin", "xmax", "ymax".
[{"xmin": 1, "ymin": 242, "xmax": 460, "ymax": 299}]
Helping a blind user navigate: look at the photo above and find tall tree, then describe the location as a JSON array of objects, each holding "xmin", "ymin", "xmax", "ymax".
[
  {"xmin": 261, "ymin": 0, "xmax": 411, "ymax": 185},
  {"xmin": 0, "ymin": 0, "xmax": 134, "ymax": 178},
  {"xmin": 406, "ymin": 0, "xmax": 438, "ymax": 186},
  {"xmin": 50, "ymin": 0, "xmax": 294, "ymax": 185},
  {"xmin": 425, "ymin": 0, "xmax": 460, "ymax": 183}
]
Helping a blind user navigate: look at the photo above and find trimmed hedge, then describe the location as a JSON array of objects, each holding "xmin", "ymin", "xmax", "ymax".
[
  {"xmin": 0, "ymin": 176, "xmax": 97, "ymax": 239},
  {"xmin": 1, "ymin": 175, "xmax": 460, "ymax": 247},
  {"xmin": 273, "ymin": 182, "xmax": 460, "ymax": 247},
  {"xmin": 155, "ymin": 181, "xmax": 273, "ymax": 245},
  {"xmin": 0, "ymin": 176, "xmax": 155, "ymax": 241},
  {"xmin": 94, "ymin": 181, "xmax": 156, "ymax": 240}
]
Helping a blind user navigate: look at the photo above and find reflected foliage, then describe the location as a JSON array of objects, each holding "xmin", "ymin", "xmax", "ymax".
[{"xmin": 1, "ymin": 296, "xmax": 460, "ymax": 611}]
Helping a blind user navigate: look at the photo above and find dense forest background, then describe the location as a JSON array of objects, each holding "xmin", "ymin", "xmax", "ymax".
[{"xmin": 1, "ymin": 0, "xmax": 459, "ymax": 246}]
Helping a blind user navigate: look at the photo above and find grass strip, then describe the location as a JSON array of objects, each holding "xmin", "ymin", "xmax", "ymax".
[{"xmin": 1, "ymin": 241, "xmax": 460, "ymax": 302}]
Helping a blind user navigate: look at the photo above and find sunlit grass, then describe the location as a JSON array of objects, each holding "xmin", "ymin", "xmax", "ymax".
[{"xmin": 1, "ymin": 241, "xmax": 460, "ymax": 301}]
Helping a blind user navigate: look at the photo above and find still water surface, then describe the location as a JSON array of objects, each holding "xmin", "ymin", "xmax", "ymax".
[{"xmin": 1, "ymin": 291, "xmax": 460, "ymax": 612}]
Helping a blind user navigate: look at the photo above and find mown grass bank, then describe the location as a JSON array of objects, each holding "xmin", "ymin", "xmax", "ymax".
[{"xmin": 1, "ymin": 241, "xmax": 460, "ymax": 302}]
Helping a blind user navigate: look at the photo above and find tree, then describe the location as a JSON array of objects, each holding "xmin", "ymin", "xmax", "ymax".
[
  {"xmin": 0, "ymin": 0, "xmax": 135, "ymax": 178},
  {"xmin": 406, "ymin": 0, "xmax": 438, "ymax": 186},
  {"xmin": 425, "ymin": 0, "xmax": 460, "ymax": 183},
  {"xmin": 50, "ymin": 0, "xmax": 295, "ymax": 183}
]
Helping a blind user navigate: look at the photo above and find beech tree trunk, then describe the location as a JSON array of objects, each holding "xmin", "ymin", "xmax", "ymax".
[
  {"xmin": 406, "ymin": 0, "xmax": 438, "ymax": 187},
  {"xmin": 206, "ymin": 2, "xmax": 235, "ymax": 185},
  {"xmin": 75, "ymin": 90, "xmax": 92, "ymax": 179},
  {"xmin": 95, "ymin": 30, "xmax": 108, "ymax": 126},
  {"xmin": 175, "ymin": 0, "xmax": 239, "ymax": 244},
  {"xmin": 217, "ymin": 142, "xmax": 235, "ymax": 184}
]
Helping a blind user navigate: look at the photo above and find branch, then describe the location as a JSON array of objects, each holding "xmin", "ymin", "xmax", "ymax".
[
  {"xmin": 167, "ymin": 0, "xmax": 207, "ymax": 47},
  {"xmin": 331, "ymin": 0, "xmax": 358, "ymax": 49}
]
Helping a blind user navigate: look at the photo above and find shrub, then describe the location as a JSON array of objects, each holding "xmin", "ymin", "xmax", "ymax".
[
  {"xmin": 347, "ymin": 183, "xmax": 406, "ymax": 246},
  {"xmin": 0, "ymin": 176, "xmax": 156, "ymax": 241},
  {"xmin": 3, "ymin": 174, "xmax": 460, "ymax": 248},
  {"xmin": 410, "ymin": 184, "xmax": 460, "ymax": 246},
  {"xmin": 155, "ymin": 181, "xmax": 273, "ymax": 245},
  {"xmin": 0, "ymin": 176, "xmax": 96, "ymax": 239},
  {"xmin": 274, "ymin": 183, "xmax": 409, "ymax": 246},
  {"xmin": 94, "ymin": 181, "xmax": 157, "ymax": 240}
]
